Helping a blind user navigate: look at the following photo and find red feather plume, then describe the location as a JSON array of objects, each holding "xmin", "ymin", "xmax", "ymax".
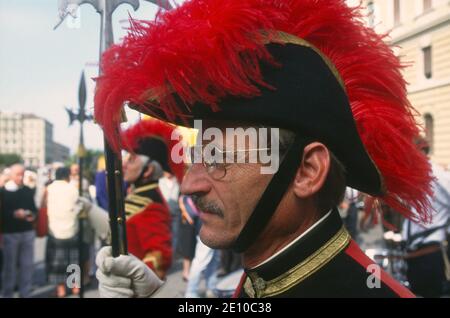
[
  {"xmin": 94, "ymin": 0, "xmax": 433, "ymax": 223},
  {"xmin": 121, "ymin": 118, "xmax": 185, "ymax": 183}
]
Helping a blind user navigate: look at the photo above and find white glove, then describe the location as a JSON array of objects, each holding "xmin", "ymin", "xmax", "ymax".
[
  {"xmin": 96, "ymin": 246, "xmax": 164, "ymax": 298},
  {"xmin": 86, "ymin": 204, "xmax": 110, "ymax": 242},
  {"xmin": 75, "ymin": 197, "xmax": 92, "ymax": 214},
  {"xmin": 75, "ymin": 198, "xmax": 110, "ymax": 241}
]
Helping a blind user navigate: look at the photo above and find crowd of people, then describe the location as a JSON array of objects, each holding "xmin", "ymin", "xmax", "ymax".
[
  {"xmin": 0, "ymin": 162, "xmax": 101, "ymax": 297},
  {"xmin": 338, "ymin": 140, "xmax": 450, "ymax": 298},
  {"xmin": 0, "ymin": 153, "xmax": 243, "ymax": 298}
]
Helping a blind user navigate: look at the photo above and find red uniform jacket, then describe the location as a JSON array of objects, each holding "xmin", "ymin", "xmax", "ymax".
[{"xmin": 125, "ymin": 182, "xmax": 172, "ymax": 279}]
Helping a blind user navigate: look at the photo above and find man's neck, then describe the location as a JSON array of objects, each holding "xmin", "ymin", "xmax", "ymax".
[
  {"xmin": 133, "ymin": 178, "xmax": 157, "ymax": 189},
  {"xmin": 242, "ymin": 205, "xmax": 325, "ymax": 269}
]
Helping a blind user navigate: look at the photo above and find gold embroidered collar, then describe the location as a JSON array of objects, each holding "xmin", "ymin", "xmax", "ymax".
[
  {"xmin": 125, "ymin": 183, "xmax": 159, "ymax": 218},
  {"xmin": 244, "ymin": 226, "xmax": 350, "ymax": 298}
]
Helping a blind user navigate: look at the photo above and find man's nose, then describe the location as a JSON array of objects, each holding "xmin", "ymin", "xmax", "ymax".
[{"xmin": 181, "ymin": 163, "xmax": 212, "ymax": 196}]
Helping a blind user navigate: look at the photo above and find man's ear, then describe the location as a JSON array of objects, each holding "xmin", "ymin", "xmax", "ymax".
[
  {"xmin": 292, "ymin": 142, "xmax": 330, "ymax": 199},
  {"xmin": 143, "ymin": 164, "xmax": 154, "ymax": 179}
]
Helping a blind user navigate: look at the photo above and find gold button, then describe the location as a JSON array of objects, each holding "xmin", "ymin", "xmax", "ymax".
[{"xmin": 254, "ymin": 277, "xmax": 266, "ymax": 291}]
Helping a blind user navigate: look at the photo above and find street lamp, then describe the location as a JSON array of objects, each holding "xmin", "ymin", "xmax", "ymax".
[{"xmin": 65, "ymin": 71, "xmax": 93, "ymax": 298}]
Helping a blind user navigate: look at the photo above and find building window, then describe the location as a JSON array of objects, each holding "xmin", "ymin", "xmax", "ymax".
[
  {"xmin": 423, "ymin": 0, "xmax": 432, "ymax": 12},
  {"xmin": 394, "ymin": 0, "xmax": 401, "ymax": 25},
  {"xmin": 423, "ymin": 46, "xmax": 432, "ymax": 79},
  {"xmin": 424, "ymin": 114, "xmax": 434, "ymax": 154},
  {"xmin": 368, "ymin": 1, "xmax": 375, "ymax": 27}
]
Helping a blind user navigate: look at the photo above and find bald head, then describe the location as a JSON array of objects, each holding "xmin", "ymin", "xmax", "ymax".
[
  {"xmin": 70, "ymin": 163, "xmax": 79, "ymax": 176},
  {"xmin": 10, "ymin": 164, "xmax": 25, "ymax": 187}
]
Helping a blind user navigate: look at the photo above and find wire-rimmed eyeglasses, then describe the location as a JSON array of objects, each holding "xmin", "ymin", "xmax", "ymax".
[{"xmin": 187, "ymin": 145, "xmax": 272, "ymax": 180}]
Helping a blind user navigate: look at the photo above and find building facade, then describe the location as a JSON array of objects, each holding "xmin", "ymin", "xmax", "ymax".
[
  {"xmin": 52, "ymin": 141, "xmax": 70, "ymax": 164},
  {"xmin": 0, "ymin": 112, "xmax": 23, "ymax": 157},
  {"xmin": 347, "ymin": 0, "xmax": 450, "ymax": 167},
  {"xmin": 0, "ymin": 112, "xmax": 70, "ymax": 168}
]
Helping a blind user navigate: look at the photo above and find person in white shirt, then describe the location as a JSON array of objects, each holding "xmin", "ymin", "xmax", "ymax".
[{"xmin": 46, "ymin": 167, "xmax": 81, "ymax": 297}]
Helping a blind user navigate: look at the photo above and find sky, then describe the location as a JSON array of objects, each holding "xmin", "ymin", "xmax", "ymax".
[{"xmin": 0, "ymin": 0, "xmax": 180, "ymax": 153}]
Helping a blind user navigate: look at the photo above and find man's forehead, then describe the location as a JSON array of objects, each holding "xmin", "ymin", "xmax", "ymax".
[
  {"xmin": 123, "ymin": 151, "xmax": 136, "ymax": 159},
  {"xmin": 10, "ymin": 164, "xmax": 25, "ymax": 173},
  {"xmin": 123, "ymin": 152, "xmax": 145, "ymax": 164}
]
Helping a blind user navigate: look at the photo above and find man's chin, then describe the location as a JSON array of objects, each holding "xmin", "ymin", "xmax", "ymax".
[
  {"xmin": 199, "ymin": 228, "xmax": 234, "ymax": 250},
  {"xmin": 123, "ymin": 176, "xmax": 135, "ymax": 183}
]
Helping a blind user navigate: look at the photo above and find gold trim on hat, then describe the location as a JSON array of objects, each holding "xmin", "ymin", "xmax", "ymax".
[{"xmin": 265, "ymin": 31, "xmax": 346, "ymax": 93}]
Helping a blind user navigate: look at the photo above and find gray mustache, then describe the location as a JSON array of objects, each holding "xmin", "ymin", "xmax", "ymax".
[{"xmin": 191, "ymin": 195, "xmax": 224, "ymax": 217}]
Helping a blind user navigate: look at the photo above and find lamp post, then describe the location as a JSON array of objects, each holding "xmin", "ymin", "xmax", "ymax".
[{"xmin": 66, "ymin": 71, "xmax": 93, "ymax": 298}]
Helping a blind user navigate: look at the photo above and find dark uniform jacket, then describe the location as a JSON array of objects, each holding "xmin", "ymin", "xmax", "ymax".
[
  {"xmin": 0, "ymin": 186, "xmax": 37, "ymax": 234},
  {"xmin": 234, "ymin": 209, "xmax": 415, "ymax": 298},
  {"xmin": 125, "ymin": 182, "xmax": 172, "ymax": 279}
]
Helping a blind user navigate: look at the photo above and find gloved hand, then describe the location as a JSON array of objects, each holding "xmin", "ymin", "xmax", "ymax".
[
  {"xmin": 75, "ymin": 197, "xmax": 92, "ymax": 214},
  {"xmin": 96, "ymin": 246, "xmax": 164, "ymax": 298},
  {"xmin": 86, "ymin": 204, "xmax": 110, "ymax": 242}
]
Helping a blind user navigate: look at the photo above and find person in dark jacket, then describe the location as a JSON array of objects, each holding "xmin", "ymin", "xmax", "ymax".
[{"xmin": 0, "ymin": 164, "xmax": 37, "ymax": 298}]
